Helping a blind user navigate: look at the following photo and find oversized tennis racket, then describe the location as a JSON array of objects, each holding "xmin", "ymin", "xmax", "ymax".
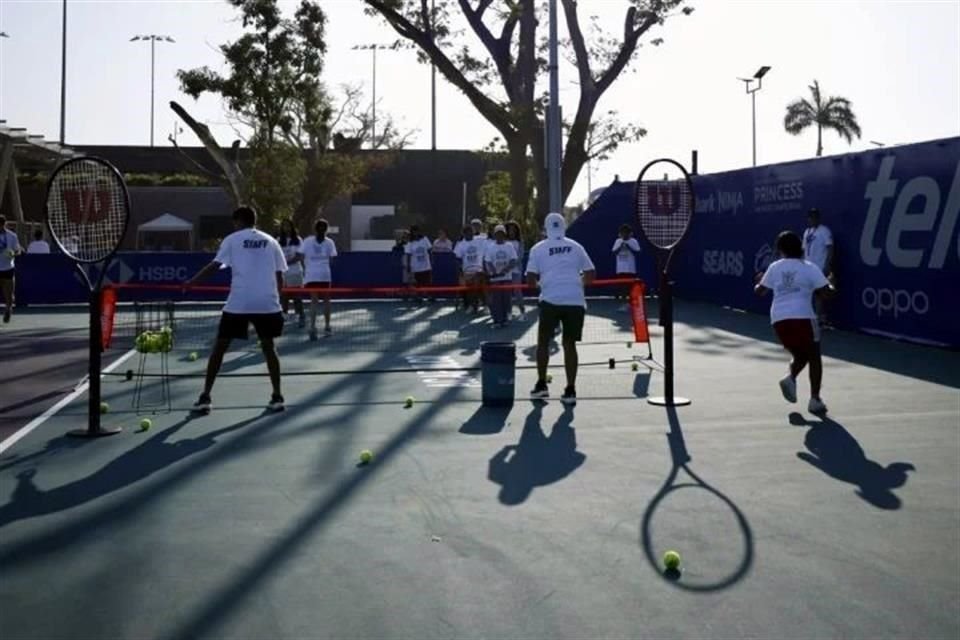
[
  {"xmin": 640, "ymin": 407, "xmax": 754, "ymax": 590},
  {"xmin": 45, "ymin": 157, "xmax": 131, "ymax": 438},
  {"xmin": 634, "ymin": 158, "xmax": 695, "ymax": 406}
]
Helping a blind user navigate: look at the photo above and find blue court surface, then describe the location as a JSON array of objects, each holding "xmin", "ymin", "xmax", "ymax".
[{"xmin": 0, "ymin": 298, "xmax": 958, "ymax": 640}]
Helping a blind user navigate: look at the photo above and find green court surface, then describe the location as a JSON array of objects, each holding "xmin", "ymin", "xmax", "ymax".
[{"xmin": 0, "ymin": 300, "xmax": 958, "ymax": 640}]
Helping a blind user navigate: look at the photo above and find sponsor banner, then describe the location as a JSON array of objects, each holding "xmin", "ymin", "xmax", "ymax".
[{"xmin": 569, "ymin": 137, "xmax": 960, "ymax": 348}]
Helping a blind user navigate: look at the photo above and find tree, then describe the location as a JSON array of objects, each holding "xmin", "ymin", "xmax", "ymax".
[
  {"xmin": 364, "ymin": 0, "xmax": 691, "ymax": 220},
  {"xmin": 784, "ymin": 80, "xmax": 862, "ymax": 157}
]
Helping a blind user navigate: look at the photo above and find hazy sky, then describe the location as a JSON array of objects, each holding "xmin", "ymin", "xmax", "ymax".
[{"xmin": 1, "ymin": 0, "xmax": 958, "ymax": 205}]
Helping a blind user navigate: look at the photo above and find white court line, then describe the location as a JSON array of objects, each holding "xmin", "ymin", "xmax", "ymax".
[{"xmin": 0, "ymin": 349, "xmax": 138, "ymax": 455}]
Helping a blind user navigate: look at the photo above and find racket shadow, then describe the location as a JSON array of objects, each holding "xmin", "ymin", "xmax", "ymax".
[{"xmin": 640, "ymin": 406, "xmax": 754, "ymax": 591}]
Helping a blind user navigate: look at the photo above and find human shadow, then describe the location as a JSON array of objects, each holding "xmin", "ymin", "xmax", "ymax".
[
  {"xmin": 789, "ymin": 412, "xmax": 915, "ymax": 510},
  {"xmin": 487, "ymin": 404, "xmax": 586, "ymax": 505},
  {"xmin": 0, "ymin": 435, "xmax": 90, "ymax": 472},
  {"xmin": 460, "ymin": 405, "xmax": 511, "ymax": 435}
]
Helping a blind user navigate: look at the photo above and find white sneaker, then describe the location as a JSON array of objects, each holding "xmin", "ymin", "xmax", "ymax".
[
  {"xmin": 779, "ymin": 375, "xmax": 797, "ymax": 403},
  {"xmin": 808, "ymin": 397, "xmax": 828, "ymax": 414}
]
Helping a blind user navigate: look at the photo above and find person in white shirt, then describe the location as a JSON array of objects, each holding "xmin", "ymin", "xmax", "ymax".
[
  {"xmin": 298, "ymin": 218, "xmax": 338, "ymax": 340},
  {"xmin": 612, "ymin": 224, "xmax": 641, "ymax": 300},
  {"xmin": 277, "ymin": 219, "xmax": 305, "ymax": 328},
  {"xmin": 470, "ymin": 218, "xmax": 487, "ymax": 241},
  {"xmin": 185, "ymin": 206, "xmax": 288, "ymax": 413},
  {"xmin": 454, "ymin": 225, "xmax": 485, "ymax": 312},
  {"xmin": 484, "ymin": 225, "xmax": 518, "ymax": 327},
  {"xmin": 432, "ymin": 229, "xmax": 453, "ymax": 253},
  {"xmin": 802, "ymin": 207, "xmax": 834, "ymax": 326},
  {"xmin": 404, "ymin": 225, "xmax": 433, "ymax": 291},
  {"xmin": 755, "ymin": 230, "xmax": 836, "ymax": 415},
  {"xmin": 27, "ymin": 229, "xmax": 51, "ymax": 254},
  {"xmin": 506, "ymin": 221, "xmax": 526, "ymax": 315},
  {"xmin": 0, "ymin": 216, "xmax": 23, "ymax": 324},
  {"xmin": 526, "ymin": 212, "xmax": 596, "ymax": 405}
]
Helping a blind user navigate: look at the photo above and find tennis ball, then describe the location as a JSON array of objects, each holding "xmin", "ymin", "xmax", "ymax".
[
  {"xmin": 631, "ymin": 362, "xmax": 639, "ymax": 372},
  {"xmin": 139, "ymin": 418, "xmax": 152, "ymax": 431},
  {"xmin": 404, "ymin": 396, "xmax": 415, "ymax": 408},
  {"xmin": 99, "ymin": 402, "xmax": 110, "ymax": 414},
  {"xmin": 663, "ymin": 550, "xmax": 681, "ymax": 570},
  {"xmin": 359, "ymin": 449, "xmax": 373, "ymax": 464},
  {"xmin": 545, "ymin": 373, "xmax": 553, "ymax": 383},
  {"xmin": 188, "ymin": 352, "xmax": 198, "ymax": 361}
]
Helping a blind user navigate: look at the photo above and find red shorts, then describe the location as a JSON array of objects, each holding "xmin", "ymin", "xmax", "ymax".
[{"xmin": 773, "ymin": 318, "xmax": 819, "ymax": 353}]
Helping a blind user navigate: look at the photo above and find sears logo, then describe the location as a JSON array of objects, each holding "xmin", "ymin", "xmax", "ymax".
[
  {"xmin": 139, "ymin": 266, "xmax": 190, "ymax": 282},
  {"xmin": 702, "ymin": 250, "xmax": 743, "ymax": 276},
  {"xmin": 861, "ymin": 287, "xmax": 930, "ymax": 318},
  {"xmin": 754, "ymin": 243, "xmax": 775, "ymax": 273},
  {"xmin": 861, "ymin": 157, "xmax": 960, "ymax": 269}
]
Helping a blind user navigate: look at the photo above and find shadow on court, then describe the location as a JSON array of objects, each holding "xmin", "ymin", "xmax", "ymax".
[
  {"xmin": 460, "ymin": 405, "xmax": 510, "ymax": 435},
  {"xmin": 487, "ymin": 404, "xmax": 586, "ymax": 505},
  {"xmin": 789, "ymin": 412, "xmax": 916, "ymax": 510}
]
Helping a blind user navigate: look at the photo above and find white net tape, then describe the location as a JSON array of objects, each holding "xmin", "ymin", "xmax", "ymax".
[{"xmin": 46, "ymin": 158, "xmax": 128, "ymax": 263}]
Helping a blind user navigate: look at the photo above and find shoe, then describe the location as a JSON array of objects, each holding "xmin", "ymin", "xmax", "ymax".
[
  {"xmin": 309, "ymin": 330, "xmax": 318, "ymax": 341},
  {"xmin": 267, "ymin": 393, "xmax": 285, "ymax": 412},
  {"xmin": 808, "ymin": 397, "xmax": 828, "ymax": 414},
  {"xmin": 323, "ymin": 326, "xmax": 332, "ymax": 337},
  {"xmin": 530, "ymin": 380, "xmax": 549, "ymax": 399},
  {"xmin": 2, "ymin": 309, "xmax": 9, "ymax": 323},
  {"xmin": 561, "ymin": 386, "xmax": 577, "ymax": 405},
  {"xmin": 192, "ymin": 393, "xmax": 212, "ymax": 414},
  {"xmin": 779, "ymin": 375, "xmax": 797, "ymax": 403}
]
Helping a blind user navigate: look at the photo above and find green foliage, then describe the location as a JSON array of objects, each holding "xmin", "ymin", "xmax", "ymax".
[
  {"xmin": 243, "ymin": 143, "xmax": 305, "ymax": 230},
  {"xmin": 124, "ymin": 173, "xmax": 214, "ymax": 187},
  {"xmin": 784, "ymin": 80, "xmax": 862, "ymax": 157},
  {"xmin": 478, "ymin": 169, "xmax": 539, "ymax": 241}
]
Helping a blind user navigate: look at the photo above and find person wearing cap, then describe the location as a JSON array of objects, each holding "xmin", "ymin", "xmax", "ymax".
[
  {"xmin": 483, "ymin": 224, "xmax": 518, "ymax": 328},
  {"xmin": 525, "ymin": 212, "xmax": 596, "ymax": 405},
  {"xmin": 454, "ymin": 224, "xmax": 485, "ymax": 312},
  {"xmin": 802, "ymin": 207, "xmax": 834, "ymax": 327},
  {"xmin": 0, "ymin": 215, "xmax": 23, "ymax": 324},
  {"xmin": 470, "ymin": 218, "xmax": 487, "ymax": 241}
]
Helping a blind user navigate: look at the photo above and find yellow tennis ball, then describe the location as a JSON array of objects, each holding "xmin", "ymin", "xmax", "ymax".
[
  {"xmin": 188, "ymin": 352, "xmax": 198, "ymax": 361},
  {"xmin": 545, "ymin": 373, "xmax": 553, "ymax": 383},
  {"xmin": 99, "ymin": 402, "xmax": 110, "ymax": 414},
  {"xmin": 359, "ymin": 449, "xmax": 373, "ymax": 464},
  {"xmin": 631, "ymin": 362, "xmax": 639, "ymax": 372},
  {"xmin": 139, "ymin": 418, "xmax": 152, "ymax": 431},
  {"xmin": 404, "ymin": 396, "xmax": 415, "ymax": 407},
  {"xmin": 663, "ymin": 550, "xmax": 681, "ymax": 570}
]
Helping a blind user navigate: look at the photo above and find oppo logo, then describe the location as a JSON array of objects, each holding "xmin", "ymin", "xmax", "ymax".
[{"xmin": 861, "ymin": 287, "xmax": 930, "ymax": 317}]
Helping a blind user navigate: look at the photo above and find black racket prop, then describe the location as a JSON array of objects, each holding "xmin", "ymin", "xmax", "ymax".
[
  {"xmin": 634, "ymin": 158, "xmax": 695, "ymax": 406},
  {"xmin": 45, "ymin": 156, "xmax": 131, "ymax": 437},
  {"xmin": 640, "ymin": 407, "xmax": 754, "ymax": 590}
]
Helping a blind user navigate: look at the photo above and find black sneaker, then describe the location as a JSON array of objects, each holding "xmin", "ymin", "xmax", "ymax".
[
  {"xmin": 2, "ymin": 309, "xmax": 10, "ymax": 323},
  {"xmin": 267, "ymin": 394, "xmax": 285, "ymax": 412},
  {"xmin": 192, "ymin": 393, "xmax": 212, "ymax": 414},
  {"xmin": 560, "ymin": 386, "xmax": 577, "ymax": 406},
  {"xmin": 530, "ymin": 380, "xmax": 549, "ymax": 399}
]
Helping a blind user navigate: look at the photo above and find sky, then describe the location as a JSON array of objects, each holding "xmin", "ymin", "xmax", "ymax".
[{"xmin": 1, "ymin": 0, "xmax": 958, "ymax": 206}]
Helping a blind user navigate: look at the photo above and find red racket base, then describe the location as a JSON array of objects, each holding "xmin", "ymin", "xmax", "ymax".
[
  {"xmin": 648, "ymin": 396, "xmax": 691, "ymax": 407},
  {"xmin": 67, "ymin": 426, "xmax": 123, "ymax": 438}
]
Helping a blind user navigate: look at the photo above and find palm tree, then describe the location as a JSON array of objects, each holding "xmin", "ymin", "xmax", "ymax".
[{"xmin": 784, "ymin": 80, "xmax": 862, "ymax": 156}]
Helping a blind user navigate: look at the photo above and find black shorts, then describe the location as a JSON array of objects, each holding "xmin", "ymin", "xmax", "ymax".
[
  {"xmin": 304, "ymin": 281, "xmax": 331, "ymax": 290},
  {"xmin": 0, "ymin": 269, "xmax": 13, "ymax": 281},
  {"xmin": 538, "ymin": 302, "xmax": 586, "ymax": 342},
  {"xmin": 217, "ymin": 311, "xmax": 284, "ymax": 342}
]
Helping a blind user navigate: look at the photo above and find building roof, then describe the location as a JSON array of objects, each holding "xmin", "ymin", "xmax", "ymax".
[{"xmin": 137, "ymin": 213, "xmax": 194, "ymax": 232}]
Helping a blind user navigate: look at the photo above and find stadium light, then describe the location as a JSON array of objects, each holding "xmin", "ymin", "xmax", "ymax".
[
  {"xmin": 351, "ymin": 43, "xmax": 399, "ymax": 148},
  {"xmin": 130, "ymin": 34, "xmax": 176, "ymax": 147},
  {"xmin": 739, "ymin": 65, "xmax": 771, "ymax": 167}
]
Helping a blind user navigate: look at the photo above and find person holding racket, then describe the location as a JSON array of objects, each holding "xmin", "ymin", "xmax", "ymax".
[
  {"xmin": 755, "ymin": 230, "xmax": 836, "ymax": 414},
  {"xmin": 299, "ymin": 218, "xmax": 338, "ymax": 340},
  {"xmin": 185, "ymin": 206, "xmax": 288, "ymax": 413},
  {"xmin": 0, "ymin": 215, "xmax": 23, "ymax": 324},
  {"xmin": 526, "ymin": 212, "xmax": 596, "ymax": 405}
]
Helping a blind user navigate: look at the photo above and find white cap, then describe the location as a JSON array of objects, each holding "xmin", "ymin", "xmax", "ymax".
[
  {"xmin": 470, "ymin": 218, "xmax": 483, "ymax": 226},
  {"xmin": 493, "ymin": 224, "xmax": 506, "ymax": 234},
  {"xmin": 544, "ymin": 212, "xmax": 566, "ymax": 239}
]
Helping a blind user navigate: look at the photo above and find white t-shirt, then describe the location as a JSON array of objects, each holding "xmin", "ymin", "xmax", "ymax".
[
  {"xmin": 760, "ymin": 258, "xmax": 830, "ymax": 324},
  {"xmin": 509, "ymin": 239, "xmax": 524, "ymax": 276},
  {"xmin": 214, "ymin": 228, "xmax": 287, "ymax": 314},
  {"xmin": 612, "ymin": 237, "xmax": 641, "ymax": 274},
  {"xmin": 454, "ymin": 237, "xmax": 486, "ymax": 274},
  {"xmin": 27, "ymin": 240, "xmax": 51, "ymax": 254},
  {"xmin": 802, "ymin": 224, "xmax": 833, "ymax": 273},
  {"xmin": 0, "ymin": 230, "xmax": 21, "ymax": 270},
  {"xmin": 279, "ymin": 240, "xmax": 303, "ymax": 275},
  {"xmin": 484, "ymin": 241, "xmax": 518, "ymax": 282},
  {"xmin": 432, "ymin": 237, "xmax": 453, "ymax": 253},
  {"xmin": 404, "ymin": 237, "xmax": 432, "ymax": 273},
  {"xmin": 299, "ymin": 235, "xmax": 338, "ymax": 283},
  {"xmin": 525, "ymin": 237, "xmax": 596, "ymax": 307}
]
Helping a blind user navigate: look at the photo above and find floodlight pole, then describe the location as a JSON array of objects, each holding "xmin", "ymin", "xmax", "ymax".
[
  {"xmin": 131, "ymin": 35, "xmax": 176, "ymax": 146},
  {"xmin": 547, "ymin": 0, "xmax": 562, "ymax": 213},
  {"xmin": 59, "ymin": 0, "xmax": 67, "ymax": 145},
  {"xmin": 740, "ymin": 66, "xmax": 770, "ymax": 167}
]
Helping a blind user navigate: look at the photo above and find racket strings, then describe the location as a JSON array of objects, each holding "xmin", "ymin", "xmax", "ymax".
[
  {"xmin": 47, "ymin": 160, "xmax": 127, "ymax": 263},
  {"xmin": 636, "ymin": 177, "xmax": 693, "ymax": 250}
]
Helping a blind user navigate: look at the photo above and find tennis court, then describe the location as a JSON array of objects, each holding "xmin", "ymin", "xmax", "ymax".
[{"xmin": 1, "ymin": 289, "xmax": 957, "ymax": 639}]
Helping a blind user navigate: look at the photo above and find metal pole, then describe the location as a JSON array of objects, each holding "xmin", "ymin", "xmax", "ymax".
[
  {"xmin": 751, "ymin": 89, "xmax": 757, "ymax": 167},
  {"xmin": 431, "ymin": 0, "xmax": 437, "ymax": 151},
  {"xmin": 59, "ymin": 0, "xmax": 67, "ymax": 144},
  {"xmin": 547, "ymin": 0, "xmax": 562, "ymax": 213},
  {"xmin": 150, "ymin": 37, "xmax": 156, "ymax": 147},
  {"xmin": 372, "ymin": 47, "xmax": 377, "ymax": 148}
]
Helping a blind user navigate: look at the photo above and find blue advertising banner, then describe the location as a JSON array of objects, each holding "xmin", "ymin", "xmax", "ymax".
[{"xmin": 568, "ymin": 137, "xmax": 960, "ymax": 348}]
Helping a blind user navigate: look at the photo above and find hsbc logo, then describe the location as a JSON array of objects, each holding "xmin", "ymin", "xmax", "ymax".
[
  {"xmin": 861, "ymin": 157, "xmax": 960, "ymax": 269},
  {"xmin": 139, "ymin": 266, "xmax": 190, "ymax": 282},
  {"xmin": 702, "ymin": 250, "xmax": 743, "ymax": 276}
]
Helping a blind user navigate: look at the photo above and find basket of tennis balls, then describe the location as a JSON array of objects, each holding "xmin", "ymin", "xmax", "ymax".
[{"xmin": 135, "ymin": 326, "xmax": 174, "ymax": 354}]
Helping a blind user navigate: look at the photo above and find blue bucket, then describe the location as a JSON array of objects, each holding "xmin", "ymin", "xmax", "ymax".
[{"xmin": 480, "ymin": 342, "xmax": 516, "ymax": 407}]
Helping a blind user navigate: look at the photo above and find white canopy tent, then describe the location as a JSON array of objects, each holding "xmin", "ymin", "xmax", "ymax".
[{"xmin": 136, "ymin": 213, "xmax": 194, "ymax": 251}]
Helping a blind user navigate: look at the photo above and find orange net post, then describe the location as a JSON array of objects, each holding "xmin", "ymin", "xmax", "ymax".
[
  {"xmin": 629, "ymin": 281, "xmax": 649, "ymax": 344},
  {"xmin": 100, "ymin": 286, "xmax": 117, "ymax": 350}
]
